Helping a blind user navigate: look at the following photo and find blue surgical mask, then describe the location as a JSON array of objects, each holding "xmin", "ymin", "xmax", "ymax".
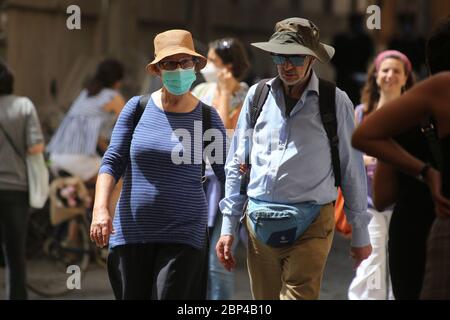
[{"xmin": 161, "ymin": 68, "xmax": 196, "ymax": 95}]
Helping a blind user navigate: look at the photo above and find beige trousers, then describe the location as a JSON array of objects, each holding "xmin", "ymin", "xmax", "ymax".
[{"xmin": 246, "ymin": 203, "xmax": 335, "ymax": 300}]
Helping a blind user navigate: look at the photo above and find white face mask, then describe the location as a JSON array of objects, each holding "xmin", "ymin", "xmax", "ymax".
[{"xmin": 200, "ymin": 61, "xmax": 219, "ymax": 83}]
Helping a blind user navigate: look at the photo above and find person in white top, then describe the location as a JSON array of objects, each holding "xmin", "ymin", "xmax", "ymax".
[
  {"xmin": 47, "ymin": 59, "xmax": 125, "ymax": 184},
  {"xmin": 348, "ymin": 50, "xmax": 415, "ymax": 300},
  {"xmin": 192, "ymin": 37, "xmax": 250, "ymax": 300}
]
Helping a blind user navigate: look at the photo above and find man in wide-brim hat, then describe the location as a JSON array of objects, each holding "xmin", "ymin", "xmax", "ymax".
[{"xmin": 216, "ymin": 17, "xmax": 372, "ymax": 300}]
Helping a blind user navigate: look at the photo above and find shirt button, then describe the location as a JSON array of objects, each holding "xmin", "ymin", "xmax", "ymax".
[{"xmin": 267, "ymin": 190, "xmax": 271, "ymax": 194}]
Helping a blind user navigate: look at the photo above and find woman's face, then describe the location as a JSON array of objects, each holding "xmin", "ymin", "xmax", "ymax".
[
  {"xmin": 376, "ymin": 58, "xmax": 408, "ymax": 96},
  {"xmin": 201, "ymin": 48, "xmax": 233, "ymax": 83},
  {"xmin": 157, "ymin": 53, "xmax": 197, "ymax": 74},
  {"xmin": 207, "ymin": 48, "xmax": 229, "ymax": 71}
]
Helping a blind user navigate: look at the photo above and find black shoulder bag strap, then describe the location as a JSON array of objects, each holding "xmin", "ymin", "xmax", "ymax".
[
  {"xmin": 134, "ymin": 95, "xmax": 212, "ymax": 182},
  {"xmin": 133, "ymin": 94, "xmax": 150, "ymax": 128},
  {"xmin": 0, "ymin": 122, "xmax": 25, "ymax": 163},
  {"xmin": 201, "ymin": 104, "xmax": 212, "ymax": 182},
  {"xmin": 421, "ymin": 117, "xmax": 443, "ymax": 171},
  {"xmin": 318, "ymin": 78, "xmax": 341, "ymax": 187},
  {"xmin": 120, "ymin": 94, "xmax": 150, "ymax": 178},
  {"xmin": 239, "ymin": 79, "xmax": 270, "ymax": 195}
]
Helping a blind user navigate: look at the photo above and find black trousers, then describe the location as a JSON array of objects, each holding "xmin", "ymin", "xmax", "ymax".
[
  {"xmin": 388, "ymin": 204, "xmax": 435, "ymax": 300},
  {"xmin": 107, "ymin": 242, "xmax": 208, "ymax": 300},
  {"xmin": 0, "ymin": 190, "xmax": 29, "ymax": 300}
]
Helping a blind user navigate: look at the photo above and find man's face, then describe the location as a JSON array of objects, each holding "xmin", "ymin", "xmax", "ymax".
[{"xmin": 271, "ymin": 54, "xmax": 313, "ymax": 85}]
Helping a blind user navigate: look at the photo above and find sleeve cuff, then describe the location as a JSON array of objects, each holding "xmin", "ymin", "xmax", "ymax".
[
  {"xmin": 220, "ymin": 214, "xmax": 240, "ymax": 238},
  {"xmin": 350, "ymin": 225, "xmax": 371, "ymax": 247},
  {"xmin": 98, "ymin": 166, "xmax": 119, "ymax": 182}
]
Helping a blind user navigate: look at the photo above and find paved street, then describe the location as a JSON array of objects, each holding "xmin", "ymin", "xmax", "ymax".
[{"xmin": 1, "ymin": 233, "xmax": 354, "ymax": 300}]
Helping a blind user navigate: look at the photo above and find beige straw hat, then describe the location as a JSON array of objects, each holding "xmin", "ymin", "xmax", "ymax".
[{"xmin": 146, "ymin": 29, "xmax": 207, "ymax": 74}]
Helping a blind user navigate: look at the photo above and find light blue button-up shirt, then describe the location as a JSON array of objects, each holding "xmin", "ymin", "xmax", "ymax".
[{"xmin": 219, "ymin": 72, "xmax": 371, "ymax": 247}]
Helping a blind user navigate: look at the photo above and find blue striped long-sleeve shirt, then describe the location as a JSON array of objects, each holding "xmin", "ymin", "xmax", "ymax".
[{"xmin": 99, "ymin": 95, "xmax": 226, "ymax": 249}]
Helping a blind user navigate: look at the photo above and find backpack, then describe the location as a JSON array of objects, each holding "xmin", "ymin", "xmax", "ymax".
[
  {"xmin": 239, "ymin": 78, "xmax": 341, "ymax": 195},
  {"xmin": 133, "ymin": 95, "xmax": 212, "ymax": 181}
]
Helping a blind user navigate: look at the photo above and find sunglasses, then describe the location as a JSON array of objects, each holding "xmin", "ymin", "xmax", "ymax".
[
  {"xmin": 158, "ymin": 58, "xmax": 197, "ymax": 71},
  {"xmin": 271, "ymin": 54, "xmax": 307, "ymax": 67}
]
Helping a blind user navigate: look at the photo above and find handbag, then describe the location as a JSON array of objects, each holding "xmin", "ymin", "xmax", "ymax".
[
  {"xmin": 0, "ymin": 122, "xmax": 49, "ymax": 209},
  {"xmin": 334, "ymin": 188, "xmax": 352, "ymax": 237}
]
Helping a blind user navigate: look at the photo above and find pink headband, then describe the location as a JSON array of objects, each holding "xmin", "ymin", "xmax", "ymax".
[{"xmin": 375, "ymin": 50, "xmax": 412, "ymax": 74}]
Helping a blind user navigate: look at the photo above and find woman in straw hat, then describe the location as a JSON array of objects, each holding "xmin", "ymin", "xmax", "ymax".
[{"xmin": 89, "ymin": 29, "xmax": 226, "ymax": 299}]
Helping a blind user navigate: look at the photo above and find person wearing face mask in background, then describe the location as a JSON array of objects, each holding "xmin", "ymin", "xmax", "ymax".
[
  {"xmin": 90, "ymin": 29, "xmax": 227, "ymax": 299},
  {"xmin": 348, "ymin": 50, "xmax": 416, "ymax": 300},
  {"xmin": 192, "ymin": 37, "xmax": 250, "ymax": 300}
]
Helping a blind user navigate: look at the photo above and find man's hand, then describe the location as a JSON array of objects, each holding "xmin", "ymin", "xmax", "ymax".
[
  {"xmin": 216, "ymin": 235, "xmax": 236, "ymax": 271},
  {"xmin": 350, "ymin": 245, "xmax": 372, "ymax": 270}
]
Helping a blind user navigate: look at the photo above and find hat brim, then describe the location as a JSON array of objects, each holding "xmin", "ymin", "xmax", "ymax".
[
  {"xmin": 251, "ymin": 42, "xmax": 335, "ymax": 63},
  {"xmin": 146, "ymin": 46, "xmax": 207, "ymax": 74}
]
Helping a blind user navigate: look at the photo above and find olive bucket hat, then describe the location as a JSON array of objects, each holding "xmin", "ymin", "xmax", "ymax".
[{"xmin": 251, "ymin": 17, "xmax": 335, "ymax": 63}]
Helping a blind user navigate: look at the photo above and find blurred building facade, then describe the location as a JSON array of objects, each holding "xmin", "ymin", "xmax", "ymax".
[{"xmin": 0, "ymin": 0, "xmax": 449, "ymax": 137}]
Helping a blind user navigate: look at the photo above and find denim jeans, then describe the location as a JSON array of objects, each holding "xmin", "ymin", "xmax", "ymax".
[{"xmin": 0, "ymin": 190, "xmax": 29, "ymax": 300}]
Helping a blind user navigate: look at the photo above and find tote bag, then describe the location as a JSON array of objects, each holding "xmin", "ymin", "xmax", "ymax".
[
  {"xmin": 0, "ymin": 122, "xmax": 49, "ymax": 208},
  {"xmin": 26, "ymin": 153, "xmax": 50, "ymax": 209}
]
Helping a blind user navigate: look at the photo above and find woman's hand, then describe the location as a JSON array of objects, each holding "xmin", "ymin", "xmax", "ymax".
[
  {"xmin": 27, "ymin": 143, "xmax": 45, "ymax": 155},
  {"xmin": 217, "ymin": 68, "xmax": 235, "ymax": 94},
  {"xmin": 90, "ymin": 206, "xmax": 115, "ymax": 248},
  {"xmin": 425, "ymin": 168, "xmax": 450, "ymax": 218}
]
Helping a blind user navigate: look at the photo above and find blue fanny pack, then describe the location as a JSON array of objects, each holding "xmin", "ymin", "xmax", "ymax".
[{"xmin": 247, "ymin": 198, "xmax": 322, "ymax": 247}]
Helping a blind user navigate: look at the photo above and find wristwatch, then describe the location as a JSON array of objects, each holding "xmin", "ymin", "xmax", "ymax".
[{"xmin": 417, "ymin": 162, "xmax": 432, "ymax": 182}]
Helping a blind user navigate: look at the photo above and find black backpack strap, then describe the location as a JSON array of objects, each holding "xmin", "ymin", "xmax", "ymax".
[
  {"xmin": 318, "ymin": 78, "xmax": 341, "ymax": 187},
  {"xmin": 133, "ymin": 94, "xmax": 150, "ymax": 129},
  {"xmin": 421, "ymin": 117, "xmax": 443, "ymax": 171},
  {"xmin": 239, "ymin": 79, "xmax": 271, "ymax": 195},
  {"xmin": 124, "ymin": 94, "xmax": 149, "ymax": 177},
  {"xmin": 250, "ymin": 80, "xmax": 271, "ymax": 128},
  {"xmin": 202, "ymin": 104, "xmax": 212, "ymax": 182}
]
